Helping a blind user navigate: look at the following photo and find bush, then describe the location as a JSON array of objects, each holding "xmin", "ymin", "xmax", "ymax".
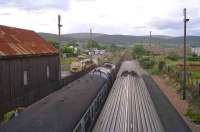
[
  {"xmin": 48, "ymin": 40, "xmax": 59, "ymax": 49},
  {"xmin": 166, "ymin": 51, "xmax": 179, "ymax": 60},
  {"xmin": 132, "ymin": 44, "xmax": 146, "ymax": 57},
  {"xmin": 185, "ymin": 108, "xmax": 200, "ymax": 123},
  {"xmin": 187, "ymin": 56, "xmax": 200, "ymax": 61},
  {"xmin": 158, "ymin": 61, "xmax": 166, "ymax": 71},
  {"xmin": 149, "ymin": 67, "xmax": 161, "ymax": 75},
  {"xmin": 139, "ymin": 56, "xmax": 155, "ymax": 69},
  {"xmin": 63, "ymin": 45, "xmax": 79, "ymax": 57}
]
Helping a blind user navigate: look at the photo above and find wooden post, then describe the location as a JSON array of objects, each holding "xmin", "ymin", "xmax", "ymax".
[
  {"xmin": 182, "ymin": 8, "xmax": 189, "ymax": 100},
  {"xmin": 198, "ymin": 83, "xmax": 200, "ymax": 96},
  {"xmin": 89, "ymin": 28, "xmax": 93, "ymax": 61},
  {"xmin": 58, "ymin": 14, "xmax": 62, "ymax": 80},
  {"xmin": 150, "ymin": 31, "xmax": 152, "ymax": 50}
]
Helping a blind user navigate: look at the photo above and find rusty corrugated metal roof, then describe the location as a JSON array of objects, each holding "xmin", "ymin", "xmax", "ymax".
[{"xmin": 0, "ymin": 25, "xmax": 58, "ymax": 57}]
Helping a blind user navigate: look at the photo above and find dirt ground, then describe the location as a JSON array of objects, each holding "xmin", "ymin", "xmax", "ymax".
[{"xmin": 152, "ymin": 75, "xmax": 200, "ymax": 132}]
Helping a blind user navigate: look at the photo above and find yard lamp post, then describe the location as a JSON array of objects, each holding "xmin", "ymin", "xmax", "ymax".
[{"xmin": 183, "ymin": 8, "xmax": 189, "ymax": 100}]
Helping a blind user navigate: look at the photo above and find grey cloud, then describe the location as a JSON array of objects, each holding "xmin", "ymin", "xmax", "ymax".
[
  {"xmin": 0, "ymin": 0, "xmax": 70, "ymax": 10},
  {"xmin": 149, "ymin": 16, "xmax": 200, "ymax": 36},
  {"xmin": 0, "ymin": 13, "xmax": 12, "ymax": 15},
  {"xmin": 149, "ymin": 7, "xmax": 200, "ymax": 35},
  {"xmin": 67, "ymin": 23, "xmax": 146, "ymax": 35},
  {"xmin": 67, "ymin": 23, "xmax": 120, "ymax": 34},
  {"xmin": 39, "ymin": 23, "xmax": 49, "ymax": 26},
  {"xmin": 188, "ymin": 19, "xmax": 200, "ymax": 36},
  {"xmin": 189, "ymin": 17, "xmax": 200, "ymax": 27},
  {"xmin": 189, "ymin": 30, "xmax": 200, "ymax": 36},
  {"xmin": 134, "ymin": 26, "xmax": 148, "ymax": 29},
  {"xmin": 150, "ymin": 18, "xmax": 182, "ymax": 30}
]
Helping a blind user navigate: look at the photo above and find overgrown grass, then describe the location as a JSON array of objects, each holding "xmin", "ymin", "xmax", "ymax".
[
  {"xmin": 154, "ymin": 55, "xmax": 200, "ymax": 79},
  {"xmin": 61, "ymin": 57, "xmax": 79, "ymax": 71},
  {"xmin": 185, "ymin": 108, "xmax": 200, "ymax": 123},
  {"xmin": 61, "ymin": 57, "xmax": 79, "ymax": 65},
  {"xmin": 191, "ymin": 71, "xmax": 200, "ymax": 79},
  {"xmin": 147, "ymin": 54, "xmax": 200, "ymax": 124},
  {"xmin": 148, "ymin": 66, "xmax": 161, "ymax": 75},
  {"xmin": 165, "ymin": 59, "xmax": 179, "ymax": 69}
]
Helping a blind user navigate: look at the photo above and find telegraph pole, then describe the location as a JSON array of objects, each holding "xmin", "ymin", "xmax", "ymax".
[
  {"xmin": 183, "ymin": 8, "xmax": 189, "ymax": 100},
  {"xmin": 149, "ymin": 31, "xmax": 152, "ymax": 52},
  {"xmin": 58, "ymin": 14, "xmax": 62, "ymax": 80},
  {"xmin": 89, "ymin": 28, "xmax": 93, "ymax": 61},
  {"xmin": 90, "ymin": 28, "xmax": 92, "ymax": 41},
  {"xmin": 58, "ymin": 14, "xmax": 62, "ymax": 59}
]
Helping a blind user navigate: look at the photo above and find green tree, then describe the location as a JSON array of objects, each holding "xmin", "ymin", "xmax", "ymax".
[
  {"xmin": 133, "ymin": 44, "xmax": 145, "ymax": 55},
  {"xmin": 139, "ymin": 56, "xmax": 155, "ymax": 69},
  {"xmin": 63, "ymin": 45, "xmax": 79, "ymax": 57},
  {"xmin": 63, "ymin": 45, "xmax": 74, "ymax": 54},
  {"xmin": 48, "ymin": 40, "xmax": 59, "ymax": 49},
  {"xmin": 66, "ymin": 41, "xmax": 79, "ymax": 47},
  {"xmin": 86, "ymin": 40, "xmax": 100, "ymax": 49},
  {"xmin": 166, "ymin": 51, "xmax": 179, "ymax": 60},
  {"xmin": 158, "ymin": 61, "xmax": 166, "ymax": 71},
  {"xmin": 132, "ymin": 44, "xmax": 146, "ymax": 58},
  {"xmin": 109, "ymin": 44, "xmax": 118, "ymax": 52}
]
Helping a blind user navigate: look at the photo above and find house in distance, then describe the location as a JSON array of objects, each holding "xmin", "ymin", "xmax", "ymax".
[{"xmin": 0, "ymin": 25, "xmax": 59, "ymax": 118}]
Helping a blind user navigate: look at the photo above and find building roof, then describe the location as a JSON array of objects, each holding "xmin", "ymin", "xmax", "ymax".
[
  {"xmin": 0, "ymin": 25, "xmax": 58, "ymax": 57},
  {"xmin": 0, "ymin": 74, "xmax": 107, "ymax": 132}
]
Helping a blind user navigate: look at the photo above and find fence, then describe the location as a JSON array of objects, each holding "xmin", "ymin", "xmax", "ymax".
[{"xmin": 163, "ymin": 64, "xmax": 200, "ymax": 96}]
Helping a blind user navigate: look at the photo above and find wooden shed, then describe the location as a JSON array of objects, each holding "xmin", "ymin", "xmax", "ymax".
[{"xmin": 0, "ymin": 25, "xmax": 59, "ymax": 118}]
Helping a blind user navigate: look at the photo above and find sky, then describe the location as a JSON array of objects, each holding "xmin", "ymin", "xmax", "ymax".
[{"xmin": 0, "ymin": 0, "xmax": 199, "ymax": 36}]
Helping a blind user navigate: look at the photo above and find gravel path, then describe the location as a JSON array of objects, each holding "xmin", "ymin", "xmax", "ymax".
[{"xmin": 152, "ymin": 75, "xmax": 200, "ymax": 132}]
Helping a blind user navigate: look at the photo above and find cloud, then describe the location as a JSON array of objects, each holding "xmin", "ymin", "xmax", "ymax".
[
  {"xmin": 0, "ymin": 13, "xmax": 11, "ymax": 15},
  {"xmin": 150, "ymin": 18, "xmax": 182, "ymax": 30},
  {"xmin": 149, "ymin": 14, "xmax": 200, "ymax": 36},
  {"xmin": 0, "ymin": 0, "xmax": 199, "ymax": 36},
  {"xmin": 0, "ymin": 0, "xmax": 70, "ymax": 10}
]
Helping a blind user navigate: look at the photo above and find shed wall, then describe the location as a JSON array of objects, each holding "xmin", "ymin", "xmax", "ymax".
[{"xmin": 0, "ymin": 55, "xmax": 59, "ymax": 118}]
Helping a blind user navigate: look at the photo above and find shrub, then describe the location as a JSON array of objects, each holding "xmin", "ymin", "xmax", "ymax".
[
  {"xmin": 185, "ymin": 108, "xmax": 200, "ymax": 123},
  {"xmin": 187, "ymin": 56, "xmax": 200, "ymax": 61},
  {"xmin": 139, "ymin": 56, "xmax": 155, "ymax": 69},
  {"xmin": 132, "ymin": 44, "xmax": 146, "ymax": 57},
  {"xmin": 158, "ymin": 61, "xmax": 166, "ymax": 71},
  {"xmin": 166, "ymin": 51, "xmax": 179, "ymax": 61},
  {"xmin": 149, "ymin": 67, "xmax": 161, "ymax": 75}
]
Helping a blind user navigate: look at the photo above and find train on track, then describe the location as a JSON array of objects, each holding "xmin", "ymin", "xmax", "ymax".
[
  {"xmin": 92, "ymin": 61, "xmax": 165, "ymax": 132},
  {"xmin": 0, "ymin": 62, "xmax": 117, "ymax": 132}
]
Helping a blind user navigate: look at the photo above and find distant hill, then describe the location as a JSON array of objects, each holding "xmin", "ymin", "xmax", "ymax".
[
  {"xmin": 38, "ymin": 33, "xmax": 200, "ymax": 47},
  {"xmin": 66, "ymin": 33, "xmax": 105, "ymax": 39}
]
